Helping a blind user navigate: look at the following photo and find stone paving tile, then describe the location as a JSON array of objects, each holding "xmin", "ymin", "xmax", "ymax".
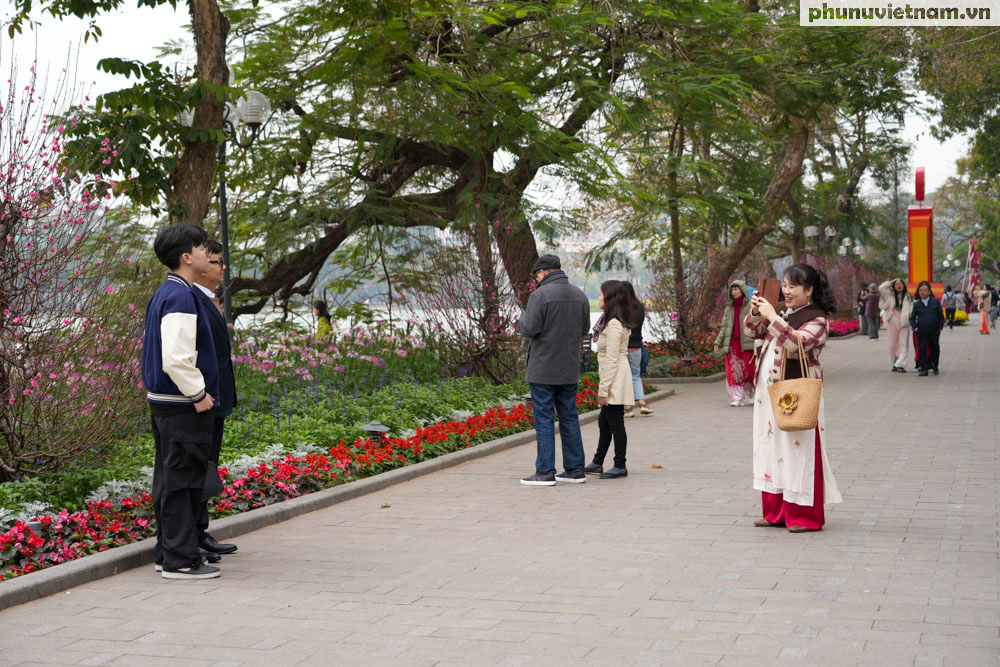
[{"xmin": 0, "ymin": 324, "xmax": 997, "ymax": 665}]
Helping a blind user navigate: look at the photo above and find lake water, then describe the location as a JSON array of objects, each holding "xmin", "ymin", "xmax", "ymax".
[{"xmin": 236, "ymin": 306, "xmax": 675, "ymax": 347}]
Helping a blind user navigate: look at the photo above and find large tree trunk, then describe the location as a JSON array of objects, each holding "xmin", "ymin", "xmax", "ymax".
[
  {"xmin": 667, "ymin": 119, "xmax": 688, "ymax": 343},
  {"xmin": 690, "ymin": 117, "xmax": 810, "ymax": 329},
  {"xmin": 167, "ymin": 0, "xmax": 230, "ymax": 224},
  {"xmin": 491, "ymin": 197, "xmax": 539, "ymax": 307}
]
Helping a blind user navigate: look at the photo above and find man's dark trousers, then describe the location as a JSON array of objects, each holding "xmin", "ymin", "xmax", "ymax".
[
  {"xmin": 195, "ymin": 417, "xmax": 225, "ymax": 541},
  {"xmin": 865, "ymin": 315, "xmax": 879, "ymax": 339},
  {"xmin": 151, "ymin": 406, "xmax": 214, "ymax": 571},
  {"xmin": 915, "ymin": 328, "xmax": 940, "ymax": 372},
  {"xmin": 191, "ymin": 288, "xmax": 237, "ymax": 542}
]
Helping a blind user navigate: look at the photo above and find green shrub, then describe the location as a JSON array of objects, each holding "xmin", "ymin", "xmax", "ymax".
[{"xmin": 644, "ymin": 355, "xmax": 679, "ymax": 377}]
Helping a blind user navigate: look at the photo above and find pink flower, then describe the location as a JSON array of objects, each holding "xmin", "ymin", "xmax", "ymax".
[{"xmin": 105, "ymin": 285, "xmax": 114, "ymax": 293}]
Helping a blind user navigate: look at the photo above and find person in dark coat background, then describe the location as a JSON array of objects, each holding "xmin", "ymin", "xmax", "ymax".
[
  {"xmin": 909, "ymin": 280, "xmax": 945, "ymax": 377},
  {"xmin": 191, "ymin": 239, "xmax": 239, "ymax": 558},
  {"xmin": 856, "ymin": 286, "xmax": 869, "ymax": 337},
  {"xmin": 862, "ymin": 283, "xmax": 881, "ymax": 340}
]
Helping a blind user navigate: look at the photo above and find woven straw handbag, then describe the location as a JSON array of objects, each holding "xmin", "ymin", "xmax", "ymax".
[{"xmin": 767, "ymin": 332, "xmax": 822, "ymax": 432}]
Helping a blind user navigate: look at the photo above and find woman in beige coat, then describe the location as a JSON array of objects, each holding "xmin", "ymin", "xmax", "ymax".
[{"xmin": 584, "ymin": 280, "xmax": 635, "ymax": 479}]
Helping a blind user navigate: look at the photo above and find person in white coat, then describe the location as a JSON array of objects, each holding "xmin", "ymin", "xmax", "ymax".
[
  {"xmin": 584, "ymin": 280, "xmax": 635, "ymax": 479},
  {"xmin": 744, "ymin": 263, "xmax": 843, "ymax": 533},
  {"xmin": 879, "ymin": 279, "xmax": 913, "ymax": 373}
]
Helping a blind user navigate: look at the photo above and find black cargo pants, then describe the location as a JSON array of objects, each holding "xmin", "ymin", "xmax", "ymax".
[{"xmin": 150, "ymin": 405, "xmax": 214, "ymax": 572}]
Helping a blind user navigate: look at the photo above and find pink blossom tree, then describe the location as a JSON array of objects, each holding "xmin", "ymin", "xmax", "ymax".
[{"xmin": 0, "ymin": 60, "xmax": 152, "ymax": 481}]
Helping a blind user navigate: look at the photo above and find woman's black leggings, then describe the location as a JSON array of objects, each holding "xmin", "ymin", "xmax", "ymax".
[{"xmin": 593, "ymin": 404, "xmax": 628, "ymax": 469}]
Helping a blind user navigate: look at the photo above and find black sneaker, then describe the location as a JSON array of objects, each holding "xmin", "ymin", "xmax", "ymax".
[
  {"xmin": 157, "ymin": 551, "xmax": 218, "ymax": 571},
  {"xmin": 584, "ymin": 462, "xmax": 603, "ymax": 475},
  {"xmin": 555, "ymin": 469, "xmax": 586, "ymax": 483},
  {"xmin": 933, "ymin": 368, "xmax": 939, "ymax": 375},
  {"xmin": 520, "ymin": 473, "xmax": 556, "ymax": 486},
  {"xmin": 161, "ymin": 563, "xmax": 221, "ymax": 580}
]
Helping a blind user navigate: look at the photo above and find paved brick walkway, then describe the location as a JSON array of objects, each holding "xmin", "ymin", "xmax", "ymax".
[{"xmin": 0, "ymin": 324, "xmax": 997, "ymax": 666}]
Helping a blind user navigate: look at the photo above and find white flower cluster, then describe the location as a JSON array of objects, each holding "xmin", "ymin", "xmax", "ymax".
[
  {"xmin": 0, "ymin": 501, "xmax": 55, "ymax": 532},
  {"xmin": 498, "ymin": 395, "xmax": 524, "ymax": 410},
  {"xmin": 85, "ymin": 468, "xmax": 154, "ymax": 505}
]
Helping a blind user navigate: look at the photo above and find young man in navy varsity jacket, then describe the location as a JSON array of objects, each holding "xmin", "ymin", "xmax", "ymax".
[{"xmin": 141, "ymin": 224, "xmax": 224, "ymax": 580}]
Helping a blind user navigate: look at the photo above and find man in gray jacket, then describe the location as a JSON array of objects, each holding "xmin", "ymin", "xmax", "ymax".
[{"xmin": 518, "ymin": 255, "xmax": 591, "ymax": 486}]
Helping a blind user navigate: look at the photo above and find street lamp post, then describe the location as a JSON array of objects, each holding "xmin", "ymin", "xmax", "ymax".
[{"xmin": 218, "ymin": 91, "xmax": 271, "ymax": 323}]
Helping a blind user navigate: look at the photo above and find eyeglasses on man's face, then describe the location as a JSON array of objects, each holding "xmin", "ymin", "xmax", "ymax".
[{"xmin": 208, "ymin": 259, "xmax": 225, "ymax": 266}]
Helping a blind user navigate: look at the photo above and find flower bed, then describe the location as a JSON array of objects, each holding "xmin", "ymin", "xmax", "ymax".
[
  {"xmin": 0, "ymin": 329, "xmax": 525, "ymax": 524},
  {"xmin": 0, "ymin": 377, "xmax": 646, "ymax": 582},
  {"xmin": 645, "ymin": 332, "xmax": 725, "ymax": 377},
  {"xmin": 828, "ymin": 317, "xmax": 860, "ymax": 337}
]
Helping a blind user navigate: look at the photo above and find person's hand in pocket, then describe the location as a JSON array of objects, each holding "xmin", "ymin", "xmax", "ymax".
[{"xmin": 194, "ymin": 393, "xmax": 214, "ymax": 413}]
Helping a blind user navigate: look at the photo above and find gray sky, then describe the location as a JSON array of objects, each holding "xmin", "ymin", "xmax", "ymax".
[{"xmin": 5, "ymin": 6, "xmax": 971, "ymax": 196}]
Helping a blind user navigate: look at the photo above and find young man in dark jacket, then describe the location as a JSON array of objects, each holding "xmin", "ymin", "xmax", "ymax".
[
  {"xmin": 191, "ymin": 240, "xmax": 239, "ymax": 561},
  {"xmin": 142, "ymin": 224, "xmax": 222, "ymax": 579},
  {"xmin": 909, "ymin": 281, "xmax": 944, "ymax": 376},
  {"xmin": 518, "ymin": 255, "xmax": 591, "ymax": 486}
]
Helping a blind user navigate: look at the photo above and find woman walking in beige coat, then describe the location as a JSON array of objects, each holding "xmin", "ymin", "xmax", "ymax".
[{"xmin": 585, "ymin": 280, "xmax": 635, "ymax": 479}]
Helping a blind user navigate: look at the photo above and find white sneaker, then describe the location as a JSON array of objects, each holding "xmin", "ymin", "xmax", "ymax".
[{"xmin": 729, "ymin": 400, "xmax": 741, "ymax": 407}]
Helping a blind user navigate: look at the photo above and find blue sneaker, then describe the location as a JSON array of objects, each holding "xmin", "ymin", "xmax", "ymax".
[{"xmin": 520, "ymin": 473, "xmax": 556, "ymax": 486}]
